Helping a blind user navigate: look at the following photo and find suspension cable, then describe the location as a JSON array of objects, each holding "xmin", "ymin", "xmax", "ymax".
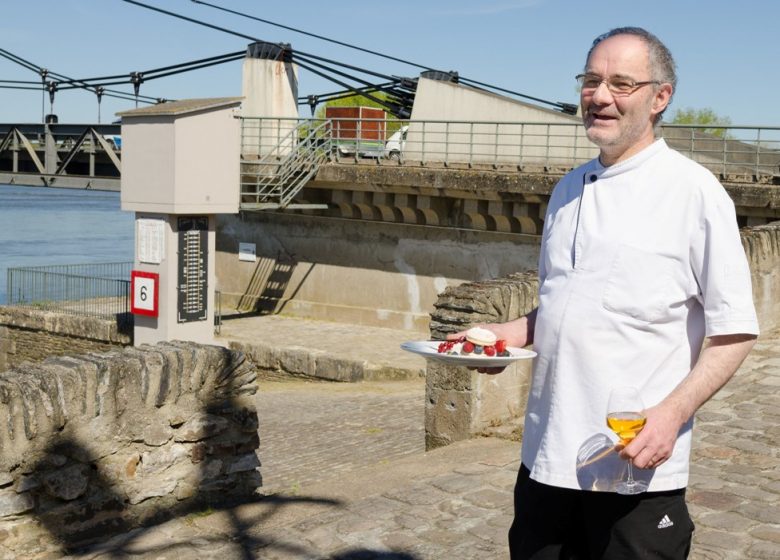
[{"xmin": 189, "ymin": 0, "xmax": 433, "ymax": 71}]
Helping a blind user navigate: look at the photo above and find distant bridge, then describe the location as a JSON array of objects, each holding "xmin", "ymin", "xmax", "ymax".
[{"xmin": 0, "ymin": 123, "xmax": 121, "ymax": 191}]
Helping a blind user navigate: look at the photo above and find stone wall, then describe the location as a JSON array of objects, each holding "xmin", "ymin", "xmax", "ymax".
[
  {"xmin": 741, "ymin": 222, "xmax": 780, "ymax": 332},
  {"xmin": 426, "ymin": 272, "xmax": 538, "ymax": 450},
  {"xmin": 0, "ymin": 341, "xmax": 259, "ymax": 558},
  {"xmin": 425, "ymin": 223, "xmax": 780, "ymax": 450},
  {"xmin": 0, "ymin": 307, "xmax": 132, "ymax": 372}
]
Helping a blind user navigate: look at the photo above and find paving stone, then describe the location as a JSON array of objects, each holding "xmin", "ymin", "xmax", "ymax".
[
  {"xmin": 694, "ymin": 529, "xmax": 751, "ymax": 551},
  {"xmin": 463, "ymin": 488, "xmax": 512, "ymax": 510},
  {"xmin": 747, "ymin": 542, "xmax": 780, "ymax": 560},
  {"xmin": 738, "ymin": 502, "xmax": 780, "ymax": 525},
  {"xmin": 750, "ymin": 527, "xmax": 780, "ymax": 544},
  {"xmin": 697, "ymin": 511, "xmax": 755, "ymax": 531},
  {"xmin": 382, "ymin": 485, "xmax": 447, "ymax": 506},
  {"xmin": 429, "ymin": 473, "xmax": 483, "ymax": 494}
]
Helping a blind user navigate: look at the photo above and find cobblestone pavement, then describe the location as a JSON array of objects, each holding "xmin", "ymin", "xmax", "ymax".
[
  {"xmin": 254, "ymin": 377, "xmax": 425, "ymax": 494},
  {"xmin": 67, "ymin": 326, "xmax": 779, "ymax": 559}
]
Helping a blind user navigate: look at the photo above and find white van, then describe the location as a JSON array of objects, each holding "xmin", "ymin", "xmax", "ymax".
[{"xmin": 384, "ymin": 126, "xmax": 408, "ymax": 160}]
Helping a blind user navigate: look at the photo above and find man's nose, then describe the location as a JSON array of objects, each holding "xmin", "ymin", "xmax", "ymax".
[{"xmin": 590, "ymin": 81, "xmax": 614, "ymax": 104}]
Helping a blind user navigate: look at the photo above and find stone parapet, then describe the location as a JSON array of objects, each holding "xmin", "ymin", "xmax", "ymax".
[
  {"xmin": 426, "ymin": 272, "xmax": 538, "ymax": 450},
  {"xmin": 0, "ymin": 341, "xmax": 259, "ymax": 557},
  {"xmin": 0, "ymin": 307, "xmax": 131, "ymax": 372},
  {"xmin": 741, "ymin": 221, "xmax": 780, "ymax": 332},
  {"xmin": 0, "ymin": 307, "xmax": 131, "ymax": 344}
]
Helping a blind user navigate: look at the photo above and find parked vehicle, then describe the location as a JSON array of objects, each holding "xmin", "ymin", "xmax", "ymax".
[
  {"xmin": 103, "ymin": 135, "xmax": 122, "ymax": 150},
  {"xmin": 384, "ymin": 126, "xmax": 408, "ymax": 161}
]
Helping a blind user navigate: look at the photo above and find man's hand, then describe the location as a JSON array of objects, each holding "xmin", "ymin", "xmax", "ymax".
[
  {"xmin": 445, "ymin": 311, "xmax": 537, "ymax": 374},
  {"xmin": 620, "ymin": 401, "xmax": 683, "ymax": 470}
]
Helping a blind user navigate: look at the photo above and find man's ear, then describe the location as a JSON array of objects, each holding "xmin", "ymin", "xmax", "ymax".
[{"xmin": 651, "ymin": 83, "xmax": 674, "ymax": 118}]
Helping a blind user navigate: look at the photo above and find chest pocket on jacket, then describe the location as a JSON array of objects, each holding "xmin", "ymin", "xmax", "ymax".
[{"xmin": 602, "ymin": 244, "xmax": 680, "ymax": 323}]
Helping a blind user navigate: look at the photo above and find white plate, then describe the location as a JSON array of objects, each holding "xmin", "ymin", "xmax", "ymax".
[{"xmin": 400, "ymin": 340, "xmax": 537, "ymax": 367}]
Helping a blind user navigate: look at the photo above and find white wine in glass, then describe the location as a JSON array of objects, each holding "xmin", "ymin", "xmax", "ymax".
[{"xmin": 606, "ymin": 387, "xmax": 649, "ymax": 495}]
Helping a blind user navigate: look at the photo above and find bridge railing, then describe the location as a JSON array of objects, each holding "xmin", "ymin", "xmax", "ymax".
[
  {"xmin": 240, "ymin": 117, "xmax": 780, "ymax": 181},
  {"xmin": 5, "ymin": 262, "xmax": 132, "ymax": 323}
]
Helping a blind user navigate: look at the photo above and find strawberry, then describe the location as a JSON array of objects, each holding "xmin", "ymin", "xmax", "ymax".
[
  {"xmin": 495, "ymin": 339, "xmax": 507, "ymax": 353},
  {"xmin": 484, "ymin": 345, "xmax": 496, "ymax": 356},
  {"xmin": 462, "ymin": 341, "xmax": 475, "ymax": 354}
]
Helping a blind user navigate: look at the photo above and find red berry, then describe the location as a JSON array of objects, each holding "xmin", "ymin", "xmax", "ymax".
[
  {"xmin": 495, "ymin": 340, "xmax": 507, "ymax": 353},
  {"xmin": 438, "ymin": 342, "xmax": 446, "ymax": 353},
  {"xmin": 462, "ymin": 341, "xmax": 475, "ymax": 354},
  {"xmin": 484, "ymin": 345, "xmax": 496, "ymax": 356}
]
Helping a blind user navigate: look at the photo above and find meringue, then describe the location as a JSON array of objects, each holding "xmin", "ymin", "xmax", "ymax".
[{"xmin": 465, "ymin": 327, "xmax": 497, "ymax": 347}]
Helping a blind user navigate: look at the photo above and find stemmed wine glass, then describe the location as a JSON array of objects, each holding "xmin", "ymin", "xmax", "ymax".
[{"xmin": 606, "ymin": 386, "xmax": 649, "ymax": 495}]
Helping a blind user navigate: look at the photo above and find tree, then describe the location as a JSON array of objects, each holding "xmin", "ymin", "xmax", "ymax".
[{"xmin": 670, "ymin": 107, "xmax": 732, "ymax": 138}]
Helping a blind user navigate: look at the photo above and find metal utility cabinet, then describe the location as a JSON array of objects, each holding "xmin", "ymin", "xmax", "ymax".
[{"xmin": 119, "ymin": 97, "xmax": 242, "ymax": 347}]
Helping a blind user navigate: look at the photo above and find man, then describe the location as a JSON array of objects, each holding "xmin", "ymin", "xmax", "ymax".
[{"xmin": 456, "ymin": 27, "xmax": 759, "ymax": 558}]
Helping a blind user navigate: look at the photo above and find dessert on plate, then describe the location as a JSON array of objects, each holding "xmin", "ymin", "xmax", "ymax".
[{"xmin": 437, "ymin": 326, "xmax": 510, "ymax": 357}]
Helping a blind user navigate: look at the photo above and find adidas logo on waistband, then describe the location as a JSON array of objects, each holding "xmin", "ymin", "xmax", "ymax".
[{"xmin": 657, "ymin": 514, "xmax": 674, "ymax": 529}]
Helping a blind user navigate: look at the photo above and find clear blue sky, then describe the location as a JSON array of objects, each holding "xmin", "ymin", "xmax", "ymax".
[{"xmin": 1, "ymin": 0, "xmax": 777, "ymax": 125}]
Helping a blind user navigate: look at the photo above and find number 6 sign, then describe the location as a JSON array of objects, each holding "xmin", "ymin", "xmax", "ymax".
[{"xmin": 131, "ymin": 270, "xmax": 159, "ymax": 317}]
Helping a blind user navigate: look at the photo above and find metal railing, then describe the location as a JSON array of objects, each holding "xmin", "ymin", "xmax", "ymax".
[
  {"xmin": 6, "ymin": 262, "xmax": 133, "ymax": 322},
  {"xmin": 240, "ymin": 117, "xmax": 334, "ymax": 208},
  {"xmin": 240, "ymin": 117, "xmax": 780, "ymax": 182}
]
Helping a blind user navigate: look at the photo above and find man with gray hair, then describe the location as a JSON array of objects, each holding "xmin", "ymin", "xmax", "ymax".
[{"xmin": 452, "ymin": 27, "xmax": 758, "ymax": 558}]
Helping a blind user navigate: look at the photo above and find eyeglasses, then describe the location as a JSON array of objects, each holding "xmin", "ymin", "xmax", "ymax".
[{"xmin": 575, "ymin": 73, "xmax": 660, "ymax": 96}]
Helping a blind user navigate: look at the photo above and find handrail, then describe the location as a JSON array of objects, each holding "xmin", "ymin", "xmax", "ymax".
[
  {"xmin": 5, "ymin": 262, "xmax": 132, "ymax": 322},
  {"xmin": 240, "ymin": 118, "xmax": 333, "ymax": 208},
  {"xmin": 239, "ymin": 116, "xmax": 779, "ymax": 209},
  {"xmin": 240, "ymin": 117, "xmax": 780, "ymax": 182}
]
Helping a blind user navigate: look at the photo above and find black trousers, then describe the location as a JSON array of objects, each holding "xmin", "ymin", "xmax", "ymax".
[{"xmin": 509, "ymin": 465, "xmax": 694, "ymax": 560}]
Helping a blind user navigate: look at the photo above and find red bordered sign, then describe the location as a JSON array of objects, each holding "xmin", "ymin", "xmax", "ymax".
[{"xmin": 130, "ymin": 270, "xmax": 159, "ymax": 317}]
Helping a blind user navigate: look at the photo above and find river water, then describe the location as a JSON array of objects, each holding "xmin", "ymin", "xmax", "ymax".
[{"xmin": 0, "ymin": 185, "xmax": 134, "ymax": 304}]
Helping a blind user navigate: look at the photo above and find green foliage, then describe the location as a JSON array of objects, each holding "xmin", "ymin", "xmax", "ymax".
[
  {"xmin": 313, "ymin": 92, "xmax": 390, "ymax": 119},
  {"xmin": 670, "ymin": 107, "xmax": 732, "ymax": 138}
]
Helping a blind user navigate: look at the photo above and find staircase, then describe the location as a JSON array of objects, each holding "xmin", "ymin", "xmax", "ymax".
[{"xmin": 240, "ymin": 119, "xmax": 332, "ymax": 210}]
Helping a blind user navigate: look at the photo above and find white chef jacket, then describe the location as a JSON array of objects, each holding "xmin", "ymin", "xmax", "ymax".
[{"xmin": 523, "ymin": 139, "xmax": 759, "ymax": 492}]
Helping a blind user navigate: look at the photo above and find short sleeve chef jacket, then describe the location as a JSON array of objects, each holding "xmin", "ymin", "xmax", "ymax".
[{"xmin": 523, "ymin": 139, "xmax": 759, "ymax": 492}]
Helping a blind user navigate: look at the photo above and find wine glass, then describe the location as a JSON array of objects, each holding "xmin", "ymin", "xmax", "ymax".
[{"xmin": 606, "ymin": 386, "xmax": 649, "ymax": 495}]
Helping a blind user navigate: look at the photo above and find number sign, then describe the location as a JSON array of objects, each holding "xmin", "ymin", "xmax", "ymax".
[{"xmin": 131, "ymin": 270, "xmax": 159, "ymax": 317}]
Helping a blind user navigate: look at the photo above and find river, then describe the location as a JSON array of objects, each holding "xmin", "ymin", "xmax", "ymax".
[{"xmin": 0, "ymin": 185, "xmax": 134, "ymax": 304}]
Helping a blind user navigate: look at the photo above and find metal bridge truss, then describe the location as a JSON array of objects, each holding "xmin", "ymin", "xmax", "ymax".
[{"xmin": 0, "ymin": 123, "xmax": 121, "ymax": 190}]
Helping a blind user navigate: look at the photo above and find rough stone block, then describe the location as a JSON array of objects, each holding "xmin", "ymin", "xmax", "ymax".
[
  {"xmin": 0, "ymin": 488, "xmax": 34, "ymax": 516},
  {"xmin": 174, "ymin": 414, "xmax": 229, "ymax": 443}
]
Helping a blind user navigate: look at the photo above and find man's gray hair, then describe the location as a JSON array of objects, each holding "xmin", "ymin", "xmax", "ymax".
[{"xmin": 586, "ymin": 27, "xmax": 677, "ymax": 125}]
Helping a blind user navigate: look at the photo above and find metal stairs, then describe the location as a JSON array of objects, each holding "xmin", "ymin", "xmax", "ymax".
[{"xmin": 240, "ymin": 119, "xmax": 331, "ymax": 210}]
